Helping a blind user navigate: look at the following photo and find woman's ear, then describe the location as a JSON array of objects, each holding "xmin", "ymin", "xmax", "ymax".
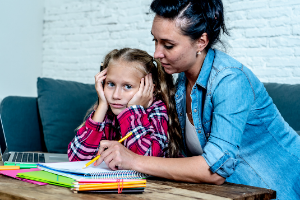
[{"xmin": 196, "ymin": 33, "xmax": 209, "ymax": 52}]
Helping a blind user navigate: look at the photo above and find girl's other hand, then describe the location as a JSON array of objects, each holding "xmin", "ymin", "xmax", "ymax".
[
  {"xmin": 94, "ymin": 140, "xmax": 138, "ymax": 170},
  {"xmin": 127, "ymin": 73, "xmax": 154, "ymax": 108},
  {"xmin": 95, "ymin": 68, "xmax": 108, "ymax": 109}
]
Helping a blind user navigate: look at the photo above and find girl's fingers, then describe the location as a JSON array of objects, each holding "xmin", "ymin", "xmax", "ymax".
[
  {"xmin": 139, "ymin": 78, "xmax": 145, "ymax": 93},
  {"xmin": 148, "ymin": 74, "xmax": 154, "ymax": 95},
  {"xmin": 144, "ymin": 74, "xmax": 153, "ymax": 96},
  {"xmin": 95, "ymin": 68, "xmax": 107, "ymax": 79}
]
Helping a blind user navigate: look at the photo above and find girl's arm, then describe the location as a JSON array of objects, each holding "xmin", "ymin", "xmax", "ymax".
[
  {"xmin": 68, "ymin": 69, "xmax": 110, "ymax": 161},
  {"xmin": 116, "ymin": 100, "xmax": 168, "ymax": 157},
  {"xmin": 67, "ymin": 111, "xmax": 109, "ymax": 161}
]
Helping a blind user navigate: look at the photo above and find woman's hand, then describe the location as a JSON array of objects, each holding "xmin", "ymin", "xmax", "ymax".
[
  {"xmin": 94, "ymin": 68, "xmax": 108, "ymax": 110},
  {"xmin": 94, "ymin": 140, "xmax": 139, "ymax": 170},
  {"xmin": 127, "ymin": 73, "xmax": 154, "ymax": 109}
]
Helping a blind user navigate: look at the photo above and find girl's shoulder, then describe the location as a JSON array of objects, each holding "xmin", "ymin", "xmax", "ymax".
[{"xmin": 146, "ymin": 99, "xmax": 168, "ymax": 115}]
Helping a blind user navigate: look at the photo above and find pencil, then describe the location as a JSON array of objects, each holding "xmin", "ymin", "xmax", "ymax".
[
  {"xmin": 82, "ymin": 132, "xmax": 133, "ymax": 169},
  {"xmin": 0, "ymin": 166, "xmax": 20, "ymax": 170}
]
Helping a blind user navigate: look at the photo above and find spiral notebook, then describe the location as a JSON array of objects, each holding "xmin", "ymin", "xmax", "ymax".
[{"xmin": 37, "ymin": 161, "xmax": 149, "ymax": 180}]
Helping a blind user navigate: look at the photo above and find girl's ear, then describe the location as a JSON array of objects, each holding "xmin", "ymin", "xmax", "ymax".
[{"xmin": 196, "ymin": 33, "xmax": 209, "ymax": 52}]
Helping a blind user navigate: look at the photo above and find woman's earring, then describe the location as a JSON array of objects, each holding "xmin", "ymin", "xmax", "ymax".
[{"xmin": 196, "ymin": 51, "xmax": 201, "ymax": 57}]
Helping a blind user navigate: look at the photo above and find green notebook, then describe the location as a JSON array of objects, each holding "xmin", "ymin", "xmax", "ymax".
[{"xmin": 17, "ymin": 171, "xmax": 75, "ymax": 188}]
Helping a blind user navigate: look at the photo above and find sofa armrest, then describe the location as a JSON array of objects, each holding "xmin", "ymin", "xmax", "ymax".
[{"xmin": 0, "ymin": 96, "xmax": 46, "ymax": 151}]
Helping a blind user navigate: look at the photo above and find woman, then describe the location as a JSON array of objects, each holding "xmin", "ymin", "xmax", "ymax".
[{"xmin": 95, "ymin": 0, "xmax": 300, "ymax": 199}]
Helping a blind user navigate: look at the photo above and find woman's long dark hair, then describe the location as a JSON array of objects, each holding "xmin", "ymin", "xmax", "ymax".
[{"xmin": 150, "ymin": 0, "xmax": 229, "ymax": 49}]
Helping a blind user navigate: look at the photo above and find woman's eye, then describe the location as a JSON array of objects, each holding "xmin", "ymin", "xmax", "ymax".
[
  {"xmin": 165, "ymin": 45, "xmax": 173, "ymax": 49},
  {"xmin": 124, "ymin": 85, "xmax": 132, "ymax": 89}
]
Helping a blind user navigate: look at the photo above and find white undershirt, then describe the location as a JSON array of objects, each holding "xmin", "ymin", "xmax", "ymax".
[{"xmin": 185, "ymin": 113, "xmax": 203, "ymax": 156}]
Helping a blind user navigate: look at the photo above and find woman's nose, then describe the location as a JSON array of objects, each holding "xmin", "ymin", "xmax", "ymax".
[{"xmin": 154, "ymin": 45, "xmax": 164, "ymax": 59}]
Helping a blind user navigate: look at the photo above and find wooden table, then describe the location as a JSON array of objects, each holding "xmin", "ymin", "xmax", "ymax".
[{"xmin": 0, "ymin": 157, "xmax": 276, "ymax": 200}]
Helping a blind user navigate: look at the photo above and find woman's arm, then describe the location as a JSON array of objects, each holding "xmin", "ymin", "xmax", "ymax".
[
  {"xmin": 95, "ymin": 141, "xmax": 225, "ymax": 185},
  {"xmin": 135, "ymin": 153, "xmax": 225, "ymax": 185}
]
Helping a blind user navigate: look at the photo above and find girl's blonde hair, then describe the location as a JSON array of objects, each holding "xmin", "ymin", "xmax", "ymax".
[{"xmin": 80, "ymin": 48, "xmax": 183, "ymax": 157}]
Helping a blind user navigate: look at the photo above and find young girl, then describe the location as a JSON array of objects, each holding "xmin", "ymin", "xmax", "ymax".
[{"xmin": 68, "ymin": 48, "xmax": 182, "ymax": 161}]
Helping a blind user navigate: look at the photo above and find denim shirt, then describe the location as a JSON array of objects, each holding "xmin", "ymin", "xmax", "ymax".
[{"xmin": 175, "ymin": 49, "xmax": 300, "ymax": 200}]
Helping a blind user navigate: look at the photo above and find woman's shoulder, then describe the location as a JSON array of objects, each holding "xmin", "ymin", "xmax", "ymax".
[
  {"xmin": 207, "ymin": 50, "xmax": 265, "ymax": 101},
  {"xmin": 212, "ymin": 49, "xmax": 243, "ymax": 72}
]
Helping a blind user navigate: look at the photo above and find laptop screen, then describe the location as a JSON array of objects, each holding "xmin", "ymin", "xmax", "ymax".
[{"xmin": 0, "ymin": 116, "xmax": 7, "ymax": 156}]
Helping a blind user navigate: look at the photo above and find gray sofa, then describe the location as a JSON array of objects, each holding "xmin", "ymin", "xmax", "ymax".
[
  {"xmin": 0, "ymin": 78, "xmax": 299, "ymax": 153},
  {"xmin": 0, "ymin": 77, "xmax": 97, "ymax": 153}
]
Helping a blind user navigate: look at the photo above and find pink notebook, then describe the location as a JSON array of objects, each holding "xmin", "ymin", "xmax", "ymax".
[{"xmin": 0, "ymin": 168, "xmax": 48, "ymax": 185}]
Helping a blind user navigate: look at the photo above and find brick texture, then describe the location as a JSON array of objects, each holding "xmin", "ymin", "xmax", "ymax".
[{"xmin": 43, "ymin": 0, "xmax": 300, "ymax": 84}]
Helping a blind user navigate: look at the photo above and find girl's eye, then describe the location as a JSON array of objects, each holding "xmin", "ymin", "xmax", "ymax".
[
  {"xmin": 107, "ymin": 82, "xmax": 114, "ymax": 87},
  {"xmin": 124, "ymin": 85, "xmax": 132, "ymax": 89}
]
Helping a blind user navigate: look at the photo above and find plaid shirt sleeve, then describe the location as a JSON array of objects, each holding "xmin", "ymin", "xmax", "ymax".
[
  {"xmin": 67, "ymin": 112, "xmax": 112, "ymax": 161},
  {"xmin": 117, "ymin": 100, "xmax": 169, "ymax": 157}
]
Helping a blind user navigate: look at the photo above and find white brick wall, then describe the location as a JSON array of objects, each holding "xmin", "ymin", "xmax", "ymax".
[{"xmin": 43, "ymin": 0, "xmax": 300, "ymax": 84}]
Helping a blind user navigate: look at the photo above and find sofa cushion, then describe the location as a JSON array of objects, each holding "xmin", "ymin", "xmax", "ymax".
[
  {"xmin": 37, "ymin": 77, "xmax": 97, "ymax": 153},
  {"xmin": 264, "ymin": 83, "xmax": 300, "ymax": 132},
  {"xmin": 0, "ymin": 96, "xmax": 45, "ymax": 152}
]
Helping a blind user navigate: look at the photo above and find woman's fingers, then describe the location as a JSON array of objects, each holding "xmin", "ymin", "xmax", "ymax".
[{"xmin": 94, "ymin": 141, "xmax": 137, "ymax": 170}]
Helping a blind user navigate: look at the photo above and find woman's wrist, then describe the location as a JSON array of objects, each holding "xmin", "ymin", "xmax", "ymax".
[{"xmin": 130, "ymin": 154, "xmax": 144, "ymax": 172}]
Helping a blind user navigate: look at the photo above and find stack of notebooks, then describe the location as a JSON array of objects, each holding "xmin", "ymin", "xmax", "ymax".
[
  {"xmin": 72, "ymin": 179, "xmax": 146, "ymax": 193},
  {"xmin": 14, "ymin": 160, "xmax": 149, "ymax": 193}
]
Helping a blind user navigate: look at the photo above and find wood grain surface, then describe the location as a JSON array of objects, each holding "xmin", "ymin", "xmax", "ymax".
[{"xmin": 0, "ymin": 155, "xmax": 276, "ymax": 200}]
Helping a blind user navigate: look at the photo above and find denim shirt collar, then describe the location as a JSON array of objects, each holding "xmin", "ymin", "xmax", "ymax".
[
  {"xmin": 176, "ymin": 48, "xmax": 215, "ymax": 93},
  {"xmin": 195, "ymin": 48, "xmax": 215, "ymax": 89}
]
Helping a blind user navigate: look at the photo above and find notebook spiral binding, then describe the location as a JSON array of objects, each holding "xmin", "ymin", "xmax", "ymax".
[{"xmin": 85, "ymin": 170, "xmax": 150, "ymax": 179}]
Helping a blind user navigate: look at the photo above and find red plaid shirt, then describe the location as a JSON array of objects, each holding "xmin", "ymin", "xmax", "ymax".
[{"xmin": 68, "ymin": 100, "xmax": 169, "ymax": 161}]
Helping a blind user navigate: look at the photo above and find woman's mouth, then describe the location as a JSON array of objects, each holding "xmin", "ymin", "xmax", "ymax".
[
  {"xmin": 161, "ymin": 62, "xmax": 170, "ymax": 67},
  {"xmin": 110, "ymin": 103, "xmax": 125, "ymax": 109}
]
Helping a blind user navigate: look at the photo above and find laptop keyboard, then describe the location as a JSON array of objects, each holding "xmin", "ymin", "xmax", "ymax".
[
  {"xmin": 11, "ymin": 152, "xmax": 45, "ymax": 163},
  {"xmin": 2, "ymin": 152, "xmax": 10, "ymax": 162}
]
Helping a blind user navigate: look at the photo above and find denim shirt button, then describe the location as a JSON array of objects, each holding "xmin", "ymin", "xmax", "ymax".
[
  {"xmin": 198, "ymin": 130, "xmax": 201, "ymax": 133},
  {"xmin": 194, "ymin": 109, "xmax": 197, "ymax": 112},
  {"xmin": 180, "ymin": 113, "xmax": 183, "ymax": 116},
  {"xmin": 176, "ymin": 95, "xmax": 178, "ymax": 98}
]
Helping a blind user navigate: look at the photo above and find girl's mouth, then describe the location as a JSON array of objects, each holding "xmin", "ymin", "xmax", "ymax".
[{"xmin": 110, "ymin": 103, "xmax": 125, "ymax": 109}]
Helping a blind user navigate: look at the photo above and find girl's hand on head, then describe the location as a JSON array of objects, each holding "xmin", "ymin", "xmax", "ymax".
[
  {"xmin": 127, "ymin": 73, "xmax": 154, "ymax": 109},
  {"xmin": 94, "ymin": 69, "xmax": 108, "ymax": 110},
  {"xmin": 94, "ymin": 140, "xmax": 138, "ymax": 170}
]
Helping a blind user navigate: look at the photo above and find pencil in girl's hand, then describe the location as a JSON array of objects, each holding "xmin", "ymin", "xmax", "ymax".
[{"xmin": 82, "ymin": 132, "xmax": 133, "ymax": 169}]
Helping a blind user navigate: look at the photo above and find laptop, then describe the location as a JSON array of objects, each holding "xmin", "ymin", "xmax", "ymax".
[{"xmin": 0, "ymin": 120, "xmax": 69, "ymax": 164}]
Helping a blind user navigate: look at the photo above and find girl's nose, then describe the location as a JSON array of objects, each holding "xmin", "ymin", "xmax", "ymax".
[{"xmin": 112, "ymin": 87, "xmax": 121, "ymax": 99}]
